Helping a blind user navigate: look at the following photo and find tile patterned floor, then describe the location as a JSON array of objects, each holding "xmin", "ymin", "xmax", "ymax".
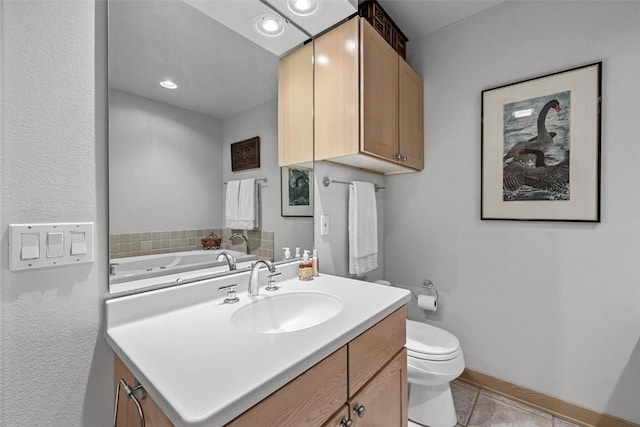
[{"xmin": 444, "ymin": 380, "xmax": 583, "ymax": 427}]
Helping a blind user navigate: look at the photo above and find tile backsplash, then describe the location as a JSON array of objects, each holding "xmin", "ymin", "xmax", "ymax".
[{"xmin": 110, "ymin": 228, "xmax": 274, "ymax": 261}]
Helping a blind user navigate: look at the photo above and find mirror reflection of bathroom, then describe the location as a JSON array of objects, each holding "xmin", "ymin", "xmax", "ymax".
[{"xmin": 107, "ymin": 0, "xmax": 314, "ymax": 291}]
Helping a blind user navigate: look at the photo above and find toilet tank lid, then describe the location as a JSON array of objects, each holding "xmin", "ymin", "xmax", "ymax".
[{"xmin": 406, "ymin": 319, "xmax": 460, "ymax": 356}]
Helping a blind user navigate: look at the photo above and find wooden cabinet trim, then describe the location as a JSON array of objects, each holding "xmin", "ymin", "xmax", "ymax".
[
  {"xmin": 348, "ymin": 348, "xmax": 408, "ymax": 427},
  {"xmin": 226, "ymin": 346, "xmax": 348, "ymax": 427},
  {"xmin": 360, "ymin": 17, "xmax": 399, "ymax": 162},
  {"xmin": 398, "ymin": 58, "xmax": 424, "ymax": 170},
  {"xmin": 348, "ymin": 306, "xmax": 407, "ymax": 397}
]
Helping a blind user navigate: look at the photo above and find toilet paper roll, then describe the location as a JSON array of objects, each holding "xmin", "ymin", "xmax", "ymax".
[{"xmin": 417, "ymin": 294, "xmax": 438, "ymax": 312}]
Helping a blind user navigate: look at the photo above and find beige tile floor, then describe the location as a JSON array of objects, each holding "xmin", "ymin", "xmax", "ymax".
[{"xmin": 449, "ymin": 380, "xmax": 584, "ymax": 427}]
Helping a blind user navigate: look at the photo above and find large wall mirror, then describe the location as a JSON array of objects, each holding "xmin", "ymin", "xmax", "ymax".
[{"xmin": 107, "ymin": 0, "xmax": 317, "ymax": 293}]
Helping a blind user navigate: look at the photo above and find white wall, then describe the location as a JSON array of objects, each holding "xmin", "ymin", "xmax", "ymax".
[
  {"xmin": 222, "ymin": 99, "xmax": 314, "ymax": 256},
  {"xmin": 0, "ymin": 1, "xmax": 112, "ymax": 425},
  {"xmin": 314, "ymin": 162, "xmax": 385, "ymax": 281},
  {"xmin": 109, "ymin": 89, "xmax": 224, "ymax": 233},
  {"xmin": 385, "ymin": 1, "xmax": 640, "ymax": 422}
]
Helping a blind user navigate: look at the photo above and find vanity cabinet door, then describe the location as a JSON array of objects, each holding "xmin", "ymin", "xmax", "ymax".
[
  {"xmin": 226, "ymin": 346, "xmax": 348, "ymax": 427},
  {"xmin": 348, "ymin": 306, "xmax": 406, "ymax": 397},
  {"xmin": 348, "ymin": 349, "xmax": 407, "ymax": 427}
]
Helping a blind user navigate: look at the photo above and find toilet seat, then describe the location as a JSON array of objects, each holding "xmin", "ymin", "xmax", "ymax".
[{"xmin": 406, "ymin": 320, "xmax": 461, "ymax": 361}]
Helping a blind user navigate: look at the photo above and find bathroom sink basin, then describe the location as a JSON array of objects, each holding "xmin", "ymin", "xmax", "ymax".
[{"xmin": 231, "ymin": 292, "xmax": 342, "ymax": 334}]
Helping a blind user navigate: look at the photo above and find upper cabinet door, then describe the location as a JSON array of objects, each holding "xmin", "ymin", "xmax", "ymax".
[
  {"xmin": 314, "ymin": 18, "xmax": 360, "ymax": 161},
  {"xmin": 360, "ymin": 19, "xmax": 399, "ymax": 162},
  {"xmin": 279, "ymin": 42, "xmax": 314, "ymax": 167},
  {"xmin": 398, "ymin": 58, "xmax": 424, "ymax": 170}
]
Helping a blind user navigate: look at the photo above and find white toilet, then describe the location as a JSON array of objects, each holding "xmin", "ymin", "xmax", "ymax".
[{"xmin": 406, "ymin": 319, "xmax": 465, "ymax": 427}]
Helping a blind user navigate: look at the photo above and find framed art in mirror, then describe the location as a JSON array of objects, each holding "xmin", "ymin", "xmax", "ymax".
[
  {"xmin": 231, "ymin": 136, "xmax": 261, "ymax": 171},
  {"xmin": 481, "ymin": 62, "xmax": 601, "ymax": 222},
  {"xmin": 281, "ymin": 166, "xmax": 313, "ymax": 217}
]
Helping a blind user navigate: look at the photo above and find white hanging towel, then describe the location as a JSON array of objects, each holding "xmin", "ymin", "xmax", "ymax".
[
  {"xmin": 225, "ymin": 180, "xmax": 241, "ymax": 228},
  {"xmin": 349, "ymin": 181, "xmax": 378, "ymax": 276},
  {"xmin": 237, "ymin": 178, "xmax": 259, "ymax": 230}
]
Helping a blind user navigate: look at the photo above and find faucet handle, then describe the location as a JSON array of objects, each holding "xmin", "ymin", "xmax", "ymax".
[
  {"xmin": 218, "ymin": 284, "xmax": 239, "ymax": 304},
  {"xmin": 265, "ymin": 272, "xmax": 281, "ymax": 291},
  {"xmin": 109, "ymin": 263, "xmax": 119, "ymax": 276}
]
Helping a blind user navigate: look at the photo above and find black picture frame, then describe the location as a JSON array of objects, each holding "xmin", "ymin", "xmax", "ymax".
[
  {"xmin": 230, "ymin": 136, "xmax": 260, "ymax": 172},
  {"xmin": 481, "ymin": 62, "xmax": 602, "ymax": 222}
]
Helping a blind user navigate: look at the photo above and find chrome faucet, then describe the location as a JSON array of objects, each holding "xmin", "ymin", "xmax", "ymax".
[
  {"xmin": 216, "ymin": 251, "xmax": 237, "ymax": 271},
  {"xmin": 248, "ymin": 260, "xmax": 276, "ymax": 296},
  {"xmin": 230, "ymin": 232, "xmax": 249, "ymax": 254}
]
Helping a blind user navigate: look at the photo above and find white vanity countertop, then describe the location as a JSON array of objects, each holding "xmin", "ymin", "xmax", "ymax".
[{"xmin": 105, "ymin": 265, "xmax": 410, "ymax": 427}]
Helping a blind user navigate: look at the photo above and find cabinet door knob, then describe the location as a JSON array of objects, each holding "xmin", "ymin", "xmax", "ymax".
[
  {"xmin": 340, "ymin": 416, "xmax": 353, "ymax": 427},
  {"xmin": 401, "ymin": 155, "xmax": 408, "ymax": 162},
  {"xmin": 353, "ymin": 403, "xmax": 366, "ymax": 418}
]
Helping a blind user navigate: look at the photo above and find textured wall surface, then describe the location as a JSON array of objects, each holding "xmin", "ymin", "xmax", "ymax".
[
  {"xmin": 1, "ymin": 1, "xmax": 112, "ymax": 425},
  {"xmin": 385, "ymin": 1, "xmax": 640, "ymax": 422}
]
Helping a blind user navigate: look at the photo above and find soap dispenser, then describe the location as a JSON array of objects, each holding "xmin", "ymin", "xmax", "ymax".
[
  {"xmin": 282, "ymin": 247, "xmax": 291, "ymax": 260},
  {"xmin": 312, "ymin": 249, "xmax": 319, "ymax": 277},
  {"xmin": 298, "ymin": 250, "xmax": 313, "ymax": 281}
]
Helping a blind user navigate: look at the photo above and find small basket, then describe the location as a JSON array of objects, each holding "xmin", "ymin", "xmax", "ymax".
[{"xmin": 201, "ymin": 233, "xmax": 222, "ymax": 250}]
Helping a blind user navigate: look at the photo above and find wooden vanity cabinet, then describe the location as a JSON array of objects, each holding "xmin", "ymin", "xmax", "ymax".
[
  {"xmin": 314, "ymin": 17, "xmax": 423, "ymax": 174},
  {"xmin": 226, "ymin": 346, "xmax": 348, "ymax": 426},
  {"xmin": 113, "ymin": 307, "xmax": 407, "ymax": 427}
]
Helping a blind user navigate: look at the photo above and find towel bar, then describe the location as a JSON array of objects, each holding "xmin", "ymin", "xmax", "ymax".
[{"xmin": 322, "ymin": 176, "xmax": 385, "ymax": 192}]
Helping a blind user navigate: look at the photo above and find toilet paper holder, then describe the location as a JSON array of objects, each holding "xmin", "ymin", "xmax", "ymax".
[{"xmin": 411, "ymin": 280, "xmax": 438, "ymax": 300}]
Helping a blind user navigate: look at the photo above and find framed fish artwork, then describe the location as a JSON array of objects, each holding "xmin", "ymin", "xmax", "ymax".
[{"xmin": 481, "ymin": 62, "xmax": 601, "ymax": 222}]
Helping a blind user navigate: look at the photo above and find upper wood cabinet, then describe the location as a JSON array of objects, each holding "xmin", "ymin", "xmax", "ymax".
[
  {"xmin": 314, "ymin": 17, "xmax": 424, "ymax": 174},
  {"xmin": 278, "ymin": 42, "xmax": 314, "ymax": 167}
]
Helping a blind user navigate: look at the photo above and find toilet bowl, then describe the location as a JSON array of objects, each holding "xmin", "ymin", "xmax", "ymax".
[{"xmin": 406, "ymin": 319, "xmax": 465, "ymax": 427}]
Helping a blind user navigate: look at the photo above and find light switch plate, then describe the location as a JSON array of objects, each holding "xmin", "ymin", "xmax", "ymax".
[
  {"xmin": 320, "ymin": 215, "xmax": 330, "ymax": 236},
  {"xmin": 9, "ymin": 223, "xmax": 94, "ymax": 271}
]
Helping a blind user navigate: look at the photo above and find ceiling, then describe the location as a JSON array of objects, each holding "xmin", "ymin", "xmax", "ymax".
[
  {"xmin": 108, "ymin": 0, "xmax": 503, "ymax": 120},
  {"xmin": 376, "ymin": 0, "xmax": 503, "ymax": 41}
]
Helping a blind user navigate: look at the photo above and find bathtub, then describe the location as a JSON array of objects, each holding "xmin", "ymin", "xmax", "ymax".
[{"xmin": 109, "ymin": 249, "xmax": 256, "ymax": 285}]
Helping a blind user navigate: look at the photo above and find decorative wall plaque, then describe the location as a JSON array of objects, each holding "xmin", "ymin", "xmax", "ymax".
[{"xmin": 231, "ymin": 136, "xmax": 260, "ymax": 172}]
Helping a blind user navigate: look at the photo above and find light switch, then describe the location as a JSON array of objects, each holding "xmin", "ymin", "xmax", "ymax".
[
  {"xmin": 21, "ymin": 233, "xmax": 40, "ymax": 260},
  {"xmin": 70, "ymin": 231, "xmax": 87, "ymax": 255},
  {"xmin": 320, "ymin": 215, "xmax": 330, "ymax": 236},
  {"xmin": 10, "ymin": 223, "xmax": 93, "ymax": 271},
  {"xmin": 47, "ymin": 232, "xmax": 64, "ymax": 258}
]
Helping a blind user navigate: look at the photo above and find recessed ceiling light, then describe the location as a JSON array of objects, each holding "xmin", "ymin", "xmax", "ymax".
[
  {"xmin": 159, "ymin": 80, "xmax": 178, "ymax": 90},
  {"xmin": 287, "ymin": 0, "xmax": 320, "ymax": 17},
  {"xmin": 253, "ymin": 14, "xmax": 286, "ymax": 38}
]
